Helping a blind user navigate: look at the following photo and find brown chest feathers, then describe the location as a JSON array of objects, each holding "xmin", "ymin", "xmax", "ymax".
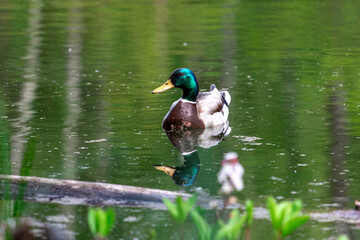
[{"xmin": 162, "ymin": 101, "xmax": 205, "ymax": 131}]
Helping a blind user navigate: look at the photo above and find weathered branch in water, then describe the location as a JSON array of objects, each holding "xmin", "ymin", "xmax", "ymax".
[
  {"xmin": 0, "ymin": 174, "xmax": 191, "ymax": 209},
  {"xmin": 1, "ymin": 175, "xmax": 359, "ymax": 224}
]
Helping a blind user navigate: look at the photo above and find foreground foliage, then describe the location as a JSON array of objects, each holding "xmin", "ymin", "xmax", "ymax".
[
  {"xmin": 163, "ymin": 196, "xmax": 310, "ymax": 240},
  {"xmin": 267, "ymin": 197, "xmax": 310, "ymax": 240},
  {"xmin": 87, "ymin": 208, "xmax": 115, "ymax": 240}
]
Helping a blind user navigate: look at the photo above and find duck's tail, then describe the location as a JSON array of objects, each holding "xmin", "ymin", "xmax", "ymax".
[
  {"xmin": 210, "ymin": 84, "xmax": 231, "ymax": 106},
  {"xmin": 222, "ymin": 91, "xmax": 231, "ymax": 106}
]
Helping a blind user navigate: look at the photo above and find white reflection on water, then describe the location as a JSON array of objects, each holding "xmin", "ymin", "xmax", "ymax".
[
  {"xmin": 59, "ymin": 4, "xmax": 85, "ymax": 240},
  {"xmin": 10, "ymin": 0, "xmax": 43, "ymax": 174},
  {"xmin": 62, "ymin": 4, "xmax": 84, "ymax": 180}
]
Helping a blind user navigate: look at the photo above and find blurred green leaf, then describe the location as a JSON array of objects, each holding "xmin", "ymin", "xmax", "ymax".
[
  {"xmin": 267, "ymin": 197, "xmax": 277, "ymax": 227},
  {"xmin": 149, "ymin": 228, "xmax": 157, "ymax": 240},
  {"xmin": 245, "ymin": 199, "xmax": 254, "ymax": 226},
  {"xmin": 190, "ymin": 209, "xmax": 212, "ymax": 240},
  {"xmin": 106, "ymin": 208, "xmax": 115, "ymax": 235},
  {"xmin": 87, "ymin": 208, "xmax": 115, "ymax": 238},
  {"xmin": 266, "ymin": 197, "xmax": 309, "ymax": 239},
  {"xmin": 163, "ymin": 198, "xmax": 179, "ymax": 221},
  {"xmin": 87, "ymin": 208, "xmax": 97, "ymax": 236},
  {"xmin": 215, "ymin": 209, "xmax": 245, "ymax": 240},
  {"xmin": 337, "ymin": 235, "xmax": 349, "ymax": 240},
  {"xmin": 98, "ymin": 209, "xmax": 107, "ymax": 236},
  {"xmin": 282, "ymin": 215, "xmax": 310, "ymax": 236},
  {"xmin": 163, "ymin": 195, "xmax": 197, "ymax": 224},
  {"xmin": 176, "ymin": 197, "xmax": 186, "ymax": 222},
  {"xmin": 292, "ymin": 199, "xmax": 302, "ymax": 213},
  {"xmin": 186, "ymin": 195, "xmax": 197, "ymax": 213}
]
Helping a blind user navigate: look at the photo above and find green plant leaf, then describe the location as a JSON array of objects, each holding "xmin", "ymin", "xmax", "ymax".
[
  {"xmin": 163, "ymin": 196, "xmax": 197, "ymax": 224},
  {"xmin": 267, "ymin": 197, "xmax": 310, "ymax": 239},
  {"xmin": 337, "ymin": 235, "xmax": 349, "ymax": 240},
  {"xmin": 214, "ymin": 210, "xmax": 245, "ymax": 240},
  {"xmin": 279, "ymin": 202, "xmax": 293, "ymax": 229},
  {"xmin": 149, "ymin": 228, "xmax": 157, "ymax": 240},
  {"xmin": 282, "ymin": 215, "xmax": 310, "ymax": 237},
  {"xmin": 245, "ymin": 199, "xmax": 254, "ymax": 226},
  {"xmin": 97, "ymin": 209, "xmax": 108, "ymax": 237},
  {"xmin": 163, "ymin": 198, "xmax": 179, "ymax": 221},
  {"xmin": 267, "ymin": 197, "xmax": 278, "ymax": 229},
  {"xmin": 186, "ymin": 195, "xmax": 197, "ymax": 213},
  {"xmin": 87, "ymin": 208, "xmax": 116, "ymax": 238},
  {"xmin": 87, "ymin": 208, "xmax": 97, "ymax": 236},
  {"xmin": 214, "ymin": 226, "xmax": 229, "ymax": 240},
  {"xmin": 277, "ymin": 201, "xmax": 289, "ymax": 224},
  {"xmin": 190, "ymin": 209, "xmax": 212, "ymax": 240},
  {"xmin": 177, "ymin": 196, "xmax": 188, "ymax": 223},
  {"xmin": 217, "ymin": 218, "xmax": 225, "ymax": 227},
  {"xmin": 291, "ymin": 199, "xmax": 302, "ymax": 214},
  {"xmin": 105, "ymin": 208, "xmax": 115, "ymax": 236}
]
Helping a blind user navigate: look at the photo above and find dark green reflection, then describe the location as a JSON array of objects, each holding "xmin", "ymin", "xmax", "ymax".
[{"xmin": 155, "ymin": 123, "xmax": 230, "ymax": 186}]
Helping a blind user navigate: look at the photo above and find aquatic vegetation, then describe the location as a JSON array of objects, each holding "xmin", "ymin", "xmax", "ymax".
[
  {"xmin": 163, "ymin": 195, "xmax": 197, "ymax": 238},
  {"xmin": 87, "ymin": 208, "xmax": 115, "ymax": 240},
  {"xmin": 163, "ymin": 195, "xmax": 311, "ymax": 240},
  {"xmin": 190, "ymin": 208, "xmax": 245, "ymax": 240},
  {"xmin": 337, "ymin": 235, "xmax": 349, "ymax": 240},
  {"xmin": 163, "ymin": 195, "xmax": 246, "ymax": 240},
  {"xmin": 215, "ymin": 209, "xmax": 246, "ymax": 240},
  {"xmin": 190, "ymin": 209, "xmax": 213, "ymax": 240},
  {"xmin": 163, "ymin": 195, "xmax": 197, "ymax": 224},
  {"xmin": 244, "ymin": 200, "xmax": 254, "ymax": 240},
  {"xmin": 267, "ymin": 197, "xmax": 310, "ymax": 240},
  {"xmin": 187, "ymin": 200, "xmax": 250, "ymax": 240}
]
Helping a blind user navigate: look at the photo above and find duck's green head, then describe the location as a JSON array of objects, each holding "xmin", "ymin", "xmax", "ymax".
[
  {"xmin": 154, "ymin": 151, "xmax": 200, "ymax": 186},
  {"xmin": 152, "ymin": 68, "xmax": 199, "ymax": 102}
]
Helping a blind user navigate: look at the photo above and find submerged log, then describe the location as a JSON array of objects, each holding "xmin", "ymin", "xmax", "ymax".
[
  {"xmin": 0, "ymin": 174, "xmax": 191, "ymax": 209},
  {"xmin": 2, "ymin": 175, "xmax": 359, "ymax": 224}
]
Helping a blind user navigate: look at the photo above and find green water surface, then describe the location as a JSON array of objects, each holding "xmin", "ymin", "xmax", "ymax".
[{"xmin": 1, "ymin": 0, "xmax": 360, "ymax": 239}]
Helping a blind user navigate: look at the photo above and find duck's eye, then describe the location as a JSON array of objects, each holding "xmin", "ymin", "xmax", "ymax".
[{"xmin": 177, "ymin": 72, "xmax": 183, "ymax": 77}]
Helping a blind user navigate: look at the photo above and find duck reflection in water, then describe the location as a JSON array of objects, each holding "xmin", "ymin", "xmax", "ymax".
[{"xmin": 154, "ymin": 123, "xmax": 231, "ymax": 186}]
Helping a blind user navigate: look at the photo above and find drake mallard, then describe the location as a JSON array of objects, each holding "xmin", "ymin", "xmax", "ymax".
[{"xmin": 152, "ymin": 68, "xmax": 231, "ymax": 131}]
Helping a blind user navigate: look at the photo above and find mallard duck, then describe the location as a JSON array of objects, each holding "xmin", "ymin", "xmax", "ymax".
[{"xmin": 152, "ymin": 68, "xmax": 231, "ymax": 131}]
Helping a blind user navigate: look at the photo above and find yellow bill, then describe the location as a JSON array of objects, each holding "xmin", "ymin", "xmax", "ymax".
[
  {"xmin": 154, "ymin": 165, "xmax": 176, "ymax": 177},
  {"xmin": 152, "ymin": 79, "xmax": 174, "ymax": 94}
]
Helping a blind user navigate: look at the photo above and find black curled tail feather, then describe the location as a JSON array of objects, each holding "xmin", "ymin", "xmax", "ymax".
[{"xmin": 221, "ymin": 92, "xmax": 229, "ymax": 107}]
